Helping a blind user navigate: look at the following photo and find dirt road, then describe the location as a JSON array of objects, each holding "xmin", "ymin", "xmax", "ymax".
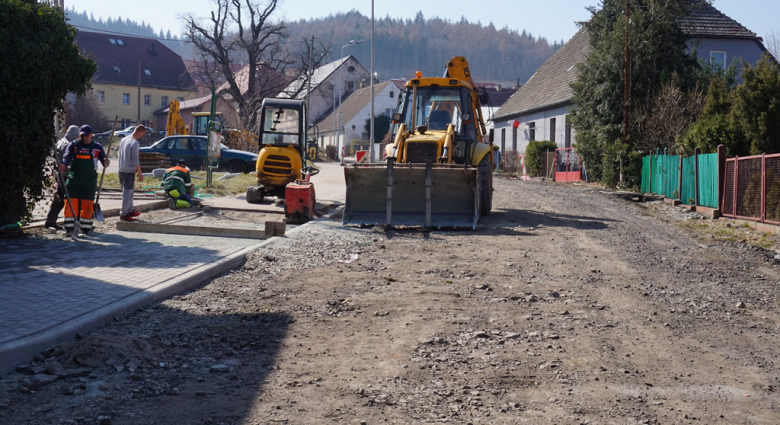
[{"xmin": 3, "ymin": 178, "xmax": 780, "ymax": 425}]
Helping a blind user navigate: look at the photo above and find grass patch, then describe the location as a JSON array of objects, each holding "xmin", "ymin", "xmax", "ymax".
[{"xmin": 100, "ymin": 171, "xmax": 256, "ymax": 197}]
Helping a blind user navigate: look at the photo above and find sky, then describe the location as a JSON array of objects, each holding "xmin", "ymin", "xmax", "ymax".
[{"xmin": 67, "ymin": 0, "xmax": 780, "ymax": 44}]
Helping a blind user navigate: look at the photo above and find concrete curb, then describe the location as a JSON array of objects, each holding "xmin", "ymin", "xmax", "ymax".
[{"xmin": 0, "ymin": 243, "xmax": 255, "ymax": 373}]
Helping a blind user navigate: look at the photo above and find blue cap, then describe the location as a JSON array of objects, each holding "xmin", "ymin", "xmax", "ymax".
[{"xmin": 79, "ymin": 125, "xmax": 93, "ymax": 136}]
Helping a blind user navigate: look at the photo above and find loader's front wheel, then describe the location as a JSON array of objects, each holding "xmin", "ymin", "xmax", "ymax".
[{"xmin": 478, "ymin": 156, "xmax": 492, "ymax": 215}]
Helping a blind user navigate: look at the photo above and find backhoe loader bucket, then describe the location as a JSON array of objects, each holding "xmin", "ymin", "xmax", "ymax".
[{"xmin": 343, "ymin": 160, "xmax": 480, "ymax": 229}]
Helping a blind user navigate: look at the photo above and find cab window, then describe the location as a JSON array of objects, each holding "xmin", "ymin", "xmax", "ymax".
[{"xmin": 262, "ymin": 107, "xmax": 300, "ymax": 146}]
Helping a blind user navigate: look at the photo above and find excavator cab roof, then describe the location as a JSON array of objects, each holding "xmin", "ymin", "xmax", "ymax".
[{"xmin": 405, "ymin": 77, "xmax": 474, "ymax": 90}]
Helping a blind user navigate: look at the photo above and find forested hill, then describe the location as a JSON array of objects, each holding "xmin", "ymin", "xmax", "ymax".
[
  {"xmin": 286, "ymin": 11, "xmax": 563, "ymax": 85},
  {"xmin": 65, "ymin": 7, "xmax": 562, "ymax": 86},
  {"xmin": 64, "ymin": 7, "xmax": 187, "ymax": 57}
]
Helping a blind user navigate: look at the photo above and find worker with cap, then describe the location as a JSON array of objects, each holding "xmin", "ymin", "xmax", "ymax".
[
  {"xmin": 161, "ymin": 159, "xmax": 194, "ymax": 210},
  {"xmin": 59, "ymin": 125, "xmax": 109, "ymax": 236},
  {"xmin": 44, "ymin": 125, "xmax": 80, "ymax": 230}
]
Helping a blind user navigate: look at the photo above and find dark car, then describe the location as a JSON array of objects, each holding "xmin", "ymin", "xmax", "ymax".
[{"xmin": 140, "ymin": 135, "xmax": 258, "ymax": 173}]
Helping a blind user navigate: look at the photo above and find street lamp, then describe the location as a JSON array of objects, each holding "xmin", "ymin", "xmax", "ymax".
[
  {"xmin": 369, "ymin": 0, "xmax": 375, "ymax": 162},
  {"xmin": 338, "ymin": 39, "xmax": 364, "ymax": 161}
]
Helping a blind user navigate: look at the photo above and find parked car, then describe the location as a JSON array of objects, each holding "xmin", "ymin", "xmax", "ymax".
[
  {"xmin": 115, "ymin": 126, "xmax": 155, "ymax": 138},
  {"xmin": 140, "ymin": 135, "xmax": 258, "ymax": 173}
]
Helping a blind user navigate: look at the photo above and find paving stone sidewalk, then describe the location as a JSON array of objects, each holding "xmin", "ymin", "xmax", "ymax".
[{"xmin": 0, "ymin": 231, "xmax": 260, "ymax": 371}]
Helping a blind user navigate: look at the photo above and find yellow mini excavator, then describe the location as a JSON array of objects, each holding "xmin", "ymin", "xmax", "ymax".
[{"xmin": 343, "ymin": 56, "xmax": 494, "ymax": 229}]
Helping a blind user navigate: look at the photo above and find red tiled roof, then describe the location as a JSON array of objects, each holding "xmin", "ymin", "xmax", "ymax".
[{"xmin": 75, "ymin": 31, "xmax": 194, "ymax": 91}]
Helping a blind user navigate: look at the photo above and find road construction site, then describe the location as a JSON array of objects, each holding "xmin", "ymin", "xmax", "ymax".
[{"xmin": 2, "ymin": 176, "xmax": 780, "ymax": 425}]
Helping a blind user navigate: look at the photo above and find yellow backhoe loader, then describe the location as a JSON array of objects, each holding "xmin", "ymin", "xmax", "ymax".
[{"xmin": 343, "ymin": 56, "xmax": 494, "ymax": 229}]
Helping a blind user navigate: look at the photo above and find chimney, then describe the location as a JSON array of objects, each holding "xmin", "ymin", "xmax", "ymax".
[
  {"xmin": 497, "ymin": 84, "xmax": 502, "ymax": 91},
  {"xmin": 149, "ymin": 43, "xmax": 156, "ymax": 55}
]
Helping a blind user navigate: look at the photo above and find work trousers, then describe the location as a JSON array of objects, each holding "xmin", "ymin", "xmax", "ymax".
[
  {"xmin": 64, "ymin": 177, "xmax": 96, "ymax": 234},
  {"xmin": 63, "ymin": 199, "xmax": 94, "ymax": 234},
  {"xmin": 118, "ymin": 172, "xmax": 136, "ymax": 217},
  {"xmin": 166, "ymin": 188, "xmax": 193, "ymax": 209},
  {"xmin": 45, "ymin": 182, "xmax": 66, "ymax": 226}
]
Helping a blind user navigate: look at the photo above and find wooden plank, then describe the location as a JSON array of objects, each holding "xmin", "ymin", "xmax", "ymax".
[{"xmin": 116, "ymin": 221, "xmax": 267, "ymax": 239}]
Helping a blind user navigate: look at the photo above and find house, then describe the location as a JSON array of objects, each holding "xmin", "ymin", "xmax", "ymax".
[
  {"xmin": 492, "ymin": 28, "xmax": 590, "ymax": 154},
  {"xmin": 278, "ymin": 55, "xmax": 371, "ymax": 129},
  {"xmin": 682, "ymin": 0, "xmax": 771, "ymax": 81},
  {"xmin": 493, "ymin": 1, "xmax": 770, "ymax": 154},
  {"xmin": 183, "ymin": 60, "xmax": 244, "ymax": 97},
  {"xmin": 477, "ymin": 84, "xmax": 519, "ymax": 134},
  {"xmin": 74, "ymin": 31, "xmax": 195, "ymax": 129},
  {"xmin": 314, "ymin": 81, "xmax": 399, "ymax": 157}
]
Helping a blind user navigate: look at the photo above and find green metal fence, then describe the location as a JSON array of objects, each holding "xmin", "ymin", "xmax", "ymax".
[
  {"xmin": 641, "ymin": 156, "xmax": 651, "ymax": 193},
  {"xmin": 652, "ymin": 154, "xmax": 680, "ymax": 199},
  {"xmin": 697, "ymin": 153, "xmax": 719, "ymax": 208},
  {"xmin": 642, "ymin": 151, "xmax": 721, "ymax": 209},
  {"xmin": 681, "ymin": 156, "xmax": 696, "ymax": 205}
]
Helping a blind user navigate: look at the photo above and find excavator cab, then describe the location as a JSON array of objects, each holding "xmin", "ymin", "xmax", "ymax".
[{"xmin": 343, "ymin": 57, "xmax": 493, "ymax": 229}]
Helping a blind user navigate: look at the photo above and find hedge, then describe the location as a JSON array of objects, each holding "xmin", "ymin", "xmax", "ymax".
[{"xmin": 524, "ymin": 141, "xmax": 557, "ymax": 177}]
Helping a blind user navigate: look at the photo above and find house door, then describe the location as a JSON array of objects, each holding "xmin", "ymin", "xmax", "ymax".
[
  {"xmin": 512, "ymin": 127, "xmax": 517, "ymax": 151},
  {"xmin": 501, "ymin": 128, "xmax": 506, "ymax": 152}
]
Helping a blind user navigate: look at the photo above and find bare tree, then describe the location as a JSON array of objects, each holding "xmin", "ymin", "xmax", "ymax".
[
  {"xmin": 67, "ymin": 89, "xmax": 110, "ymax": 132},
  {"xmin": 766, "ymin": 30, "xmax": 780, "ymax": 61},
  {"xmin": 182, "ymin": 0, "xmax": 329, "ymax": 131},
  {"xmin": 632, "ymin": 78, "xmax": 705, "ymax": 153}
]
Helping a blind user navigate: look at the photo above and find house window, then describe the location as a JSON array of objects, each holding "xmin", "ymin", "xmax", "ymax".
[
  {"xmin": 123, "ymin": 93, "xmax": 130, "ymax": 105},
  {"xmin": 144, "ymin": 69, "xmax": 151, "ymax": 75},
  {"xmin": 347, "ymin": 66, "xmax": 356, "ymax": 72},
  {"xmin": 97, "ymin": 91, "xmax": 105, "ymax": 103},
  {"xmin": 116, "ymin": 39, "xmax": 124, "ymax": 45},
  {"xmin": 347, "ymin": 81, "xmax": 355, "ymax": 90},
  {"xmin": 529, "ymin": 122, "xmax": 536, "ymax": 141},
  {"xmin": 710, "ymin": 51, "xmax": 726, "ymax": 69},
  {"xmin": 109, "ymin": 38, "xmax": 116, "ymax": 45},
  {"xmin": 512, "ymin": 126, "xmax": 517, "ymax": 151},
  {"xmin": 550, "ymin": 118, "xmax": 556, "ymax": 143},
  {"xmin": 161, "ymin": 96, "xmax": 169, "ymax": 107},
  {"xmin": 144, "ymin": 95, "xmax": 151, "ymax": 106},
  {"xmin": 385, "ymin": 108, "xmax": 394, "ymax": 117},
  {"xmin": 389, "ymin": 91, "xmax": 394, "ymax": 98},
  {"xmin": 501, "ymin": 128, "xmax": 506, "ymax": 152},
  {"xmin": 177, "ymin": 97, "xmax": 184, "ymax": 102}
]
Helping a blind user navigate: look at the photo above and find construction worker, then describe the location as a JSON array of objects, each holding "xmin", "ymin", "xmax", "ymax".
[
  {"xmin": 117, "ymin": 124, "xmax": 145, "ymax": 222},
  {"xmin": 161, "ymin": 159, "xmax": 194, "ymax": 210},
  {"xmin": 59, "ymin": 125, "xmax": 109, "ymax": 236},
  {"xmin": 44, "ymin": 125, "xmax": 79, "ymax": 230}
]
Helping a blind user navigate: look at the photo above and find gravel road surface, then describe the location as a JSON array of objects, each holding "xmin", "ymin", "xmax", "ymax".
[{"xmin": 2, "ymin": 178, "xmax": 779, "ymax": 425}]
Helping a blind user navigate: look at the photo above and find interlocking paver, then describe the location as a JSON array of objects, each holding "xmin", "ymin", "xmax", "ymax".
[{"xmin": 0, "ymin": 232, "xmax": 248, "ymax": 347}]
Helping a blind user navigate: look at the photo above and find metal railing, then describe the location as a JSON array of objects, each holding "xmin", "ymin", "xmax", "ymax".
[{"xmin": 722, "ymin": 154, "xmax": 780, "ymax": 224}]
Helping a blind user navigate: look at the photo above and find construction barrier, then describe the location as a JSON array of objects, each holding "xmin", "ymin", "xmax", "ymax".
[{"xmin": 554, "ymin": 148, "xmax": 581, "ymax": 183}]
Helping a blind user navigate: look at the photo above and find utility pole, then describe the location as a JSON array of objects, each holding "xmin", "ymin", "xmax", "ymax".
[
  {"xmin": 305, "ymin": 35, "xmax": 314, "ymax": 154},
  {"xmin": 369, "ymin": 0, "xmax": 375, "ymax": 162},
  {"xmin": 137, "ymin": 59, "xmax": 142, "ymax": 126},
  {"xmin": 622, "ymin": 0, "xmax": 630, "ymax": 184},
  {"xmin": 623, "ymin": 0, "xmax": 630, "ymax": 146}
]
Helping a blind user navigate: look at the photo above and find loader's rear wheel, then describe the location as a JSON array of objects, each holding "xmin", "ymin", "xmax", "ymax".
[{"xmin": 478, "ymin": 156, "xmax": 492, "ymax": 215}]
